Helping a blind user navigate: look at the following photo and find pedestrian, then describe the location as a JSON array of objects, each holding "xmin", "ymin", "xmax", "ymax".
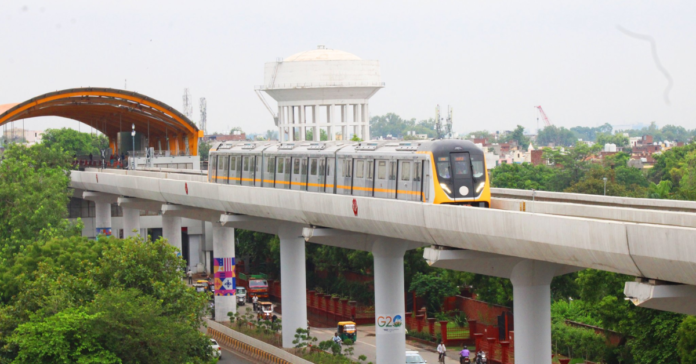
[
  {"xmin": 437, "ymin": 341, "xmax": 446, "ymax": 363},
  {"xmin": 89, "ymin": 153, "xmax": 93, "ymax": 162},
  {"xmin": 187, "ymin": 268, "xmax": 193, "ymax": 284},
  {"xmin": 271, "ymin": 314, "xmax": 277, "ymax": 324},
  {"xmin": 252, "ymin": 295, "xmax": 259, "ymax": 311},
  {"xmin": 333, "ymin": 332, "xmax": 342, "ymax": 350}
]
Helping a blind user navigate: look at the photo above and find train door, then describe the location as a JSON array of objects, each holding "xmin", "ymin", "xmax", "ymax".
[
  {"xmin": 291, "ymin": 158, "xmax": 301, "ymax": 190},
  {"xmin": 301, "ymin": 158, "xmax": 308, "ymax": 190},
  {"xmin": 275, "ymin": 157, "xmax": 290, "ymax": 189},
  {"xmin": 254, "ymin": 154, "xmax": 262, "ymax": 186},
  {"xmin": 374, "ymin": 160, "xmax": 395, "ymax": 199},
  {"xmin": 263, "ymin": 156, "xmax": 275, "ymax": 187},
  {"xmin": 413, "ymin": 160, "xmax": 423, "ymax": 202},
  {"xmin": 209, "ymin": 155, "xmax": 217, "ymax": 183},
  {"xmin": 231, "ymin": 156, "xmax": 242, "ymax": 185},
  {"xmin": 450, "ymin": 152, "xmax": 474, "ymax": 200},
  {"xmin": 352, "ymin": 159, "xmax": 368, "ymax": 196},
  {"xmin": 337, "ymin": 157, "xmax": 352, "ymax": 195},
  {"xmin": 366, "ymin": 160, "xmax": 375, "ymax": 197},
  {"xmin": 397, "ymin": 160, "xmax": 417, "ymax": 201},
  {"xmin": 325, "ymin": 158, "xmax": 334, "ymax": 193},
  {"xmin": 242, "ymin": 156, "xmax": 253, "ymax": 186},
  {"xmin": 308, "ymin": 158, "xmax": 321, "ymax": 192},
  {"xmin": 216, "ymin": 155, "xmax": 228, "ymax": 184}
]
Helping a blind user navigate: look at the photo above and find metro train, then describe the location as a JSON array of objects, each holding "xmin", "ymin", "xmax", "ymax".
[{"xmin": 207, "ymin": 139, "xmax": 490, "ymax": 206}]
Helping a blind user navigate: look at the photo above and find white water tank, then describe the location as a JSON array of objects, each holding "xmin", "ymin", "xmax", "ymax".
[{"xmin": 604, "ymin": 143, "xmax": 617, "ymax": 152}]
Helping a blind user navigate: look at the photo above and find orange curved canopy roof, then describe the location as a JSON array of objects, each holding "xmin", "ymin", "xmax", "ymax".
[{"xmin": 0, "ymin": 88, "xmax": 203, "ymax": 155}]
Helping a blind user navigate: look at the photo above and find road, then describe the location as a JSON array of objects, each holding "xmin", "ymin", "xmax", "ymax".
[{"xmin": 218, "ymin": 346, "xmax": 255, "ymax": 364}]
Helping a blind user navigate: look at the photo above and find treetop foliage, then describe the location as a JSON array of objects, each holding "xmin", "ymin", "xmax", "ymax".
[{"xmin": 42, "ymin": 128, "xmax": 109, "ymax": 157}]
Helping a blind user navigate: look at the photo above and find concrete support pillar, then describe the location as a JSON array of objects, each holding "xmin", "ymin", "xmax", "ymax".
[
  {"xmin": 330, "ymin": 104, "xmax": 336, "ymax": 141},
  {"xmin": 122, "ymin": 207, "xmax": 140, "ymax": 238},
  {"xmin": 278, "ymin": 223, "xmax": 307, "ymax": 348},
  {"xmin": 162, "ymin": 215, "xmax": 182, "ymax": 253},
  {"xmin": 341, "ymin": 105, "xmax": 348, "ymax": 140},
  {"xmin": 213, "ymin": 222, "xmax": 236, "ymax": 321},
  {"xmin": 373, "ymin": 239, "xmax": 408, "ymax": 364},
  {"xmin": 354, "ymin": 104, "xmax": 360, "ymax": 139},
  {"xmin": 363, "ymin": 103, "xmax": 370, "ymax": 141},
  {"xmin": 313, "ymin": 105, "xmax": 320, "ymax": 141},
  {"xmin": 94, "ymin": 201, "xmax": 112, "ymax": 237},
  {"xmin": 510, "ymin": 260, "xmax": 558, "ymax": 364},
  {"xmin": 299, "ymin": 105, "xmax": 306, "ymax": 141}
]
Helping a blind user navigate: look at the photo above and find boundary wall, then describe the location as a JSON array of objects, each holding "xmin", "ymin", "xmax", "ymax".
[{"xmin": 205, "ymin": 319, "xmax": 313, "ymax": 364}]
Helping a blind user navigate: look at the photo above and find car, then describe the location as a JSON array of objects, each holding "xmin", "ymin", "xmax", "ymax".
[
  {"xmin": 210, "ymin": 338, "xmax": 221, "ymax": 359},
  {"xmin": 406, "ymin": 351, "xmax": 427, "ymax": 364}
]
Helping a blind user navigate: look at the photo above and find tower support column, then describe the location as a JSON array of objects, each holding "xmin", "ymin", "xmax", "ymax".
[
  {"xmin": 278, "ymin": 223, "xmax": 308, "ymax": 348},
  {"xmin": 510, "ymin": 260, "xmax": 559, "ymax": 364},
  {"xmin": 122, "ymin": 207, "xmax": 140, "ymax": 237},
  {"xmin": 162, "ymin": 215, "xmax": 182, "ymax": 252},
  {"xmin": 212, "ymin": 222, "xmax": 236, "ymax": 321},
  {"xmin": 373, "ymin": 239, "xmax": 408, "ymax": 364}
]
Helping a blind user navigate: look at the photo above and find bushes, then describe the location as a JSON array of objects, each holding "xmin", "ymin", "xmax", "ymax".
[{"xmin": 552, "ymin": 321, "xmax": 608, "ymax": 362}]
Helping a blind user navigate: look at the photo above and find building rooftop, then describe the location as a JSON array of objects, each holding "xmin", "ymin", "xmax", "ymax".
[{"xmin": 284, "ymin": 45, "xmax": 361, "ymax": 62}]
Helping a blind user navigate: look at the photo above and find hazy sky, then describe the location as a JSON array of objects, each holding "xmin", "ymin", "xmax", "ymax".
[{"xmin": 1, "ymin": 1, "xmax": 695, "ymax": 135}]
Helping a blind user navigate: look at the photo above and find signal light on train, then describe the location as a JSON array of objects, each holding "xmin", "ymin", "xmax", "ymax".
[
  {"xmin": 440, "ymin": 183, "xmax": 452, "ymax": 195},
  {"xmin": 476, "ymin": 182, "xmax": 485, "ymax": 194}
]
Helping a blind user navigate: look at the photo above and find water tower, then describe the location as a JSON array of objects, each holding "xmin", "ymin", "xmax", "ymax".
[{"xmin": 256, "ymin": 45, "xmax": 383, "ymax": 141}]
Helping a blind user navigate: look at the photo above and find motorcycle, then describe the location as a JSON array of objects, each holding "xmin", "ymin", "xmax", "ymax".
[{"xmin": 475, "ymin": 351, "xmax": 487, "ymax": 364}]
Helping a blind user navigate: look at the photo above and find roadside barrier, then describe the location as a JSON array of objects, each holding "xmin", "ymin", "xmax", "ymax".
[{"xmin": 205, "ymin": 319, "xmax": 313, "ymax": 364}]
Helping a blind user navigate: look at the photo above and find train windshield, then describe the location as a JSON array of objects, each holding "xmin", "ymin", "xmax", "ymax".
[
  {"xmin": 436, "ymin": 157, "xmax": 451, "ymax": 179},
  {"xmin": 451, "ymin": 153, "xmax": 471, "ymax": 176},
  {"xmin": 471, "ymin": 155, "xmax": 485, "ymax": 178}
]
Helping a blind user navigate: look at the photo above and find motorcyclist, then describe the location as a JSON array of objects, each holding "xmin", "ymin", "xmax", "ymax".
[
  {"xmin": 459, "ymin": 346, "xmax": 470, "ymax": 364},
  {"xmin": 333, "ymin": 332, "xmax": 343, "ymax": 350},
  {"xmin": 475, "ymin": 351, "xmax": 486, "ymax": 364}
]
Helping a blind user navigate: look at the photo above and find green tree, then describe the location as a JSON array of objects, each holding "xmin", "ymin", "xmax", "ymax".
[
  {"xmin": 503, "ymin": 125, "xmax": 530, "ymax": 149},
  {"xmin": 679, "ymin": 316, "xmax": 696, "ymax": 364},
  {"xmin": 369, "ymin": 113, "xmax": 436, "ymax": 139},
  {"xmin": 596, "ymin": 132, "xmax": 629, "ymax": 148},
  {"xmin": 571, "ymin": 123, "xmax": 613, "ymax": 142},
  {"xmin": 409, "ymin": 272, "xmax": 458, "ymax": 314},
  {"xmin": 42, "ymin": 128, "xmax": 109, "ymax": 156},
  {"xmin": 9, "ymin": 308, "xmax": 120, "ymax": 364},
  {"xmin": 198, "ymin": 140, "xmax": 212, "ymax": 161},
  {"xmin": 0, "ymin": 144, "xmax": 75, "ymax": 255},
  {"xmin": 306, "ymin": 129, "xmax": 329, "ymax": 141},
  {"xmin": 490, "ymin": 163, "xmax": 556, "ymax": 190},
  {"xmin": 537, "ymin": 125, "xmax": 578, "ymax": 147}
]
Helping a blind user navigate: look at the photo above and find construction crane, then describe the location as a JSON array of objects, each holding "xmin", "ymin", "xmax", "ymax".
[{"xmin": 534, "ymin": 105, "xmax": 552, "ymax": 128}]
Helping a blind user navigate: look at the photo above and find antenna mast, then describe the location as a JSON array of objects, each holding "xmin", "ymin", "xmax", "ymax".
[
  {"xmin": 199, "ymin": 98, "xmax": 207, "ymax": 136},
  {"xmin": 435, "ymin": 105, "xmax": 442, "ymax": 139},
  {"xmin": 182, "ymin": 88, "xmax": 193, "ymax": 119},
  {"xmin": 446, "ymin": 105, "xmax": 453, "ymax": 138}
]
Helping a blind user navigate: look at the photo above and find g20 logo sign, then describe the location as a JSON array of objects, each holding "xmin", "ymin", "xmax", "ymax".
[{"xmin": 377, "ymin": 315, "xmax": 403, "ymax": 328}]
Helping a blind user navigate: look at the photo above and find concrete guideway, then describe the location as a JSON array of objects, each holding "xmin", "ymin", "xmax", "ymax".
[
  {"xmin": 73, "ymin": 169, "xmax": 696, "ymax": 286},
  {"xmin": 71, "ymin": 169, "xmax": 696, "ymax": 364}
]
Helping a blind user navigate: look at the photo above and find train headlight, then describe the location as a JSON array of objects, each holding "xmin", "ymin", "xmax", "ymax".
[
  {"xmin": 476, "ymin": 182, "xmax": 485, "ymax": 194},
  {"xmin": 440, "ymin": 183, "xmax": 452, "ymax": 195}
]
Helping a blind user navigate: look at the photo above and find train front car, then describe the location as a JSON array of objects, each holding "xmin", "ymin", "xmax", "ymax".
[{"xmin": 420, "ymin": 140, "xmax": 490, "ymax": 207}]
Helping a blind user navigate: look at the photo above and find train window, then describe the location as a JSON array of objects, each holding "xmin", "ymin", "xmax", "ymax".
[
  {"xmin": 378, "ymin": 161, "xmax": 386, "ymax": 179},
  {"xmin": 471, "ymin": 155, "xmax": 485, "ymax": 178},
  {"xmin": 310, "ymin": 159, "xmax": 317, "ymax": 176},
  {"xmin": 230, "ymin": 157, "xmax": 236, "ymax": 171},
  {"xmin": 356, "ymin": 160, "xmax": 364, "ymax": 178},
  {"xmin": 343, "ymin": 159, "xmax": 352, "ymax": 178},
  {"xmin": 268, "ymin": 158, "xmax": 275, "ymax": 173},
  {"xmin": 437, "ymin": 162, "xmax": 451, "ymax": 179},
  {"xmin": 301, "ymin": 159, "xmax": 307, "ymax": 175},
  {"xmin": 451, "ymin": 153, "xmax": 470, "ymax": 176},
  {"xmin": 243, "ymin": 157, "xmax": 250, "ymax": 172},
  {"xmin": 367, "ymin": 161, "xmax": 374, "ymax": 179},
  {"xmin": 294, "ymin": 159, "xmax": 300, "ymax": 174},
  {"xmin": 389, "ymin": 162, "xmax": 396, "ymax": 180},
  {"xmin": 401, "ymin": 162, "xmax": 411, "ymax": 181},
  {"xmin": 255, "ymin": 156, "xmax": 260, "ymax": 172},
  {"xmin": 277, "ymin": 158, "xmax": 284, "ymax": 174},
  {"xmin": 250, "ymin": 156, "xmax": 256, "ymax": 171},
  {"xmin": 319, "ymin": 159, "xmax": 326, "ymax": 175},
  {"xmin": 414, "ymin": 162, "xmax": 422, "ymax": 182}
]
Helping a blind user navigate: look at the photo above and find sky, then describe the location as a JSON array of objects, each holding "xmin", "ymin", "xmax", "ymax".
[{"xmin": 1, "ymin": 0, "xmax": 695, "ymax": 136}]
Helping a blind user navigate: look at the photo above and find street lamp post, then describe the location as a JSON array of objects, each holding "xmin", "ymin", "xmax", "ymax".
[
  {"xmin": 603, "ymin": 177, "xmax": 608, "ymax": 196},
  {"xmin": 131, "ymin": 123, "xmax": 135, "ymax": 170}
]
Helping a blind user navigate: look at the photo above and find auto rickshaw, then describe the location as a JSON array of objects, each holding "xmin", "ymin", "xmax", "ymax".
[
  {"xmin": 257, "ymin": 301, "xmax": 274, "ymax": 321},
  {"xmin": 193, "ymin": 280, "xmax": 209, "ymax": 293},
  {"xmin": 337, "ymin": 321, "xmax": 357, "ymax": 342}
]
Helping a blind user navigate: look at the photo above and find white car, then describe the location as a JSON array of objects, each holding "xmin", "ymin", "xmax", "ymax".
[
  {"xmin": 210, "ymin": 339, "xmax": 222, "ymax": 359},
  {"xmin": 406, "ymin": 351, "xmax": 427, "ymax": 364}
]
